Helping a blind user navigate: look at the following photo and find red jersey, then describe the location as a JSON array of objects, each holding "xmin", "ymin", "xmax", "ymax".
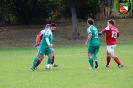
[
  {"xmin": 101, "ymin": 25, "xmax": 119, "ymax": 45},
  {"xmin": 36, "ymin": 30, "xmax": 46, "ymax": 46}
]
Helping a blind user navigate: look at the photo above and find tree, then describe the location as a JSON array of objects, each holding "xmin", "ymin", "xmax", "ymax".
[
  {"xmin": 0, "ymin": 0, "xmax": 58, "ymax": 24},
  {"xmin": 70, "ymin": 0, "xmax": 78, "ymax": 35},
  {"xmin": 56, "ymin": 0, "xmax": 102, "ymax": 36},
  {"xmin": 56, "ymin": 0, "xmax": 79, "ymax": 36}
]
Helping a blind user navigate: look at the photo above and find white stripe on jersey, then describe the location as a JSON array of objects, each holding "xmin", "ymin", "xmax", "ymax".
[
  {"xmin": 105, "ymin": 26, "xmax": 109, "ymax": 30},
  {"xmin": 40, "ymin": 29, "xmax": 46, "ymax": 34}
]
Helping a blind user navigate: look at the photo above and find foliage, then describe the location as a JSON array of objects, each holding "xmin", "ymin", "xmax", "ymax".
[
  {"xmin": 56, "ymin": 0, "xmax": 102, "ymax": 20},
  {"xmin": 0, "ymin": 0, "xmax": 58, "ymax": 24},
  {"xmin": 0, "ymin": 0, "xmax": 104, "ymax": 24}
]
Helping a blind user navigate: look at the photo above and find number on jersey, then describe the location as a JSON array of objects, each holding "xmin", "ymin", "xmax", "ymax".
[
  {"xmin": 95, "ymin": 31, "xmax": 98, "ymax": 38},
  {"xmin": 111, "ymin": 31, "xmax": 117, "ymax": 38}
]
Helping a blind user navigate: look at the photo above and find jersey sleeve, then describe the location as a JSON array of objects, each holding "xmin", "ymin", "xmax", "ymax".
[
  {"xmin": 117, "ymin": 31, "xmax": 120, "ymax": 37},
  {"xmin": 38, "ymin": 31, "xmax": 43, "ymax": 37},
  {"xmin": 36, "ymin": 31, "xmax": 43, "ymax": 46},
  {"xmin": 44, "ymin": 30, "xmax": 50, "ymax": 38},
  {"xmin": 101, "ymin": 26, "xmax": 109, "ymax": 33},
  {"xmin": 87, "ymin": 27, "xmax": 92, "ymax": 34}
]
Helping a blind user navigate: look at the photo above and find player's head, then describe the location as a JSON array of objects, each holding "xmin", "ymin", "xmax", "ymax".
[
  {"xmin": 45, "ymin": 24, "xmax": 51, "ymax": 29},
  {"xmin": 107, "ymin": 19, "xmax": 115, "ymax": 26},
  {"xmin": 87, "ymin": 18, "xmax": 94, "ymax": 26},
  {"xmin": 50, "ymin": 23, "xmax": 57, "ymax": 32}
]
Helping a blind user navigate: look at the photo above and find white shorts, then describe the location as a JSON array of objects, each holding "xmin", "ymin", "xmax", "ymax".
[{"xmin": 107, "ymin": 45, "xmax": 116, "ymax": 52}]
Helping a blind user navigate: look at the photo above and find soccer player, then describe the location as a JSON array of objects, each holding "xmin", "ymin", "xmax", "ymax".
[
  {"xmin": 34, "ymin": 24, "xmax": 58, "ymax": 69},
  {"xmin": 98, "ymin": 19, "xmax": 123, "ymax": 68},
  {"xmin": 31, "ymin": 23, "xmax": 57, "ymax": 71},
  {"xmin": 34, "ymin": 24, "xmax": 51, "ymax": 50},
  {"xmin": 85, "ymin": 18, "xmax": 101, "ymax": 69}
]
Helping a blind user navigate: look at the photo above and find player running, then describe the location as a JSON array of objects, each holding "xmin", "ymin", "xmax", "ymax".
[
  {"xmin": 98, "ymin": 19, "xmax": 123, "ymax": 68},
  {"xmin": 31, "ymin": 23, "xmax": 57, "ymax": 71},
  {"xmin": 85, "ymin": 18, "xmax": 101, "ymax": 69}
]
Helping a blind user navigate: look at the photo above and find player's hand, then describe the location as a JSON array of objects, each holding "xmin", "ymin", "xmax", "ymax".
[
  {"xmin": 49, "ymin": 44, "xmax": 54, "ymax": 48},
  {"xmin": 98, "ymin": 32, "xmax": 102, "ymax": 36},
  {"xmin": 34, "ymin": 44, "xmax": 38, "ymax": 47},
  {"xmin": 85, "ymin": 42, "xmax": 87, "ymax": 46}
]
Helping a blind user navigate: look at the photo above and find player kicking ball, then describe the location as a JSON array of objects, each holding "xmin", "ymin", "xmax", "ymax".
[
  {"xmin": 34, "ymin": 24, "xmax": 58, "ymax": 69},
  {"xmin": 31, "ymin": 23, "xmax": 58, "ymax": 71}
]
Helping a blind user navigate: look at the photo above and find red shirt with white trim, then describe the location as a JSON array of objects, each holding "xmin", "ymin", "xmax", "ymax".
[
  {"xmin": 36, "ymin": 30, "xmax": 46, "ymax": 46},
  {"xmin": 101, "ymin": 25, "xmax": 119, "ymax": 45}
]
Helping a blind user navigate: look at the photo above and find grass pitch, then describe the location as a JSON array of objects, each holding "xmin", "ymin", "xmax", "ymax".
[
  {"xmin": 0, "ymin": 42, "xmax": 133, "ymax": 88},
  {"xmin": 0, "ymin": 18, "xmax": 133, "ymax": 88}
]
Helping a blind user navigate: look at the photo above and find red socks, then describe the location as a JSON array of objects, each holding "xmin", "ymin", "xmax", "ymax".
[
  {"xmin": 51, "ymin": 55, "xmax": 55, "ymax": 64},
  {"xmin": 35, "ymin": 59, "xmax": 42, "ymax": 68},
  {"xmin": 106, "ymin": 56, "xmax": 121, "ymax": 66},
  {"xmin": 35, "ymin": 55, "xmax": 55, "ymax": 68},
  {"xmin": 106, "ymin": 56, "xmax": 111, "ymax": 66},
  {"xmin": 113, "ymin": 57, "xmax": 121, "ymax": 65}
]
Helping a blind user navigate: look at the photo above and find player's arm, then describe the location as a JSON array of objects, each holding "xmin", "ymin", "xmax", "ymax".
[
  {"xmin": 117, "ymin": 31, "xmax": 120, "ymax": 37},
  {"xmin": 85, "ymin": 39, "xmax": 88, "ymax": 46},
  {"xmin": 34, "ymin": 32, "xmax": 43, "ymax": 47},
  {"xmin": 98, "ymin": 29, "xmax": 106, "ymax": 35},
  {"xmin": 45, "ymin": 38, "xmax": 53, "ymax": 48},
  {"xmin": 98, "ymin": 32, "xmax": 103, "ymax": 35},
  {"xmin": 87, "ymin": 33, "xmax": 92, "ymax": 41},
  {"xmin": 98, "ymin": 27, "xmax": 108, "ymax": 35},
  {"xmin": 85, "ymin": 34, "xmax": 92, "ymax": 46},
  {"xmin": 34, "ymin": 35, "xmax": 40, "ymax": 47},
  {"xmin": 45, "ymin": 31, "xmax": 53, "ymax": 48}
]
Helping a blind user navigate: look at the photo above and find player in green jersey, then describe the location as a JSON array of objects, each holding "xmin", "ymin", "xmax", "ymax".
[
  {"xmin": 85, "ymin": 18, "xmax": 101, "ymax": 69},
  {"xmin": 31, "ymin": 23, "xmax": 57, "ymax": 71}
]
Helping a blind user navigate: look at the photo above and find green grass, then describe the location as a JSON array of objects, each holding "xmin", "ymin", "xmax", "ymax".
[
  {"xmin": 0, "ymin": 18, "xmax": 133, "ymax": 87},
  {"xmin": 0, "ymin": 42, "xmax": 133, "ymax": 88}
]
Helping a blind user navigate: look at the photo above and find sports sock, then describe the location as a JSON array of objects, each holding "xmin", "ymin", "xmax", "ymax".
[
  {"xmin": 93, "ymin": 55, "xmax": 98, "ymax": 61},
  {"xmin": 51, "ymin": 55, "xmax": 55, "ymax": 64},
  {"xmin": 113, "ymin": 57, "xmax": 121, "ymax": 65},
  {"xmin": 35, "ymin": 59, "xmax": 42, "ymax": 68},
  {"xmin": 106, "ymin": 56, "xmax": 111, "ymax": 66},
  {"xmin": 32, "ymin": 56, "xmax": 39, "ymax": 69},
  {"xmin": 89, "ymin": 58, "xmax": 94, "ymax": 68},
  {"xmin": 47, "ymin": 58, "xmax": 52, "ymax": 64}
]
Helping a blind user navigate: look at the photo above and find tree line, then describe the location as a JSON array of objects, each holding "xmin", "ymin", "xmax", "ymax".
[{"xmin": 0, "ymin": 0, "xmax": 104, "ymax": 25}]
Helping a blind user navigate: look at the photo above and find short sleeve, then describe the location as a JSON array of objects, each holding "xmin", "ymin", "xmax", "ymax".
[
  {"xmin": 105, "ymin": 26, "xmax": 109, "ymax": 30},
  {"xmin": 87, "ymin": 27, "xmax": 92, "ymax": 34}
]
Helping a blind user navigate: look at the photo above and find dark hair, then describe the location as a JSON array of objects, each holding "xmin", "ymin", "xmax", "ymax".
[
  {"xmin": 50, "ymin": 23, "xmax": 57, "ymax": 27},
  {"xmin": 108, "ymin": 19, "xmax": 115, "ymax": 25},
  {"xmin": 87, "ymin": 18, "xmax": 94, "ymax": 25}
]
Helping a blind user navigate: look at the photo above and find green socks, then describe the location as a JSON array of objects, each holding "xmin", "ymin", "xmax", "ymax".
[
  {"xmin": 93, "ymin": 55, "xmax": 98, "ymax": 61},
  {"xmin": 47, "ymin": 58, "xmax": 52, "ymax": 64},
  {"xmin": 89, "ymin": 58, "xmax": 94, "ymax": 68},
  {"xmin": 32, "ymin": 56, "xmax": 38, "ymax": 68}
]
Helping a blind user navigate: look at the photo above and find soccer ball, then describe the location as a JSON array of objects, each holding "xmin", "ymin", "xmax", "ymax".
[{"xmin": 45, "ymin": 64, "xmax": 52, "ymax": 70}]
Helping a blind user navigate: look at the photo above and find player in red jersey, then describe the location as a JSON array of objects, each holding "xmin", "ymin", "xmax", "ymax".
[
  {"xmin": 34, "ymin": 24, "xmax": 58, "ymax": 69},
  {"xmin": 98, "ymin": 19, "xmax": 123, "ymax": 68}
]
